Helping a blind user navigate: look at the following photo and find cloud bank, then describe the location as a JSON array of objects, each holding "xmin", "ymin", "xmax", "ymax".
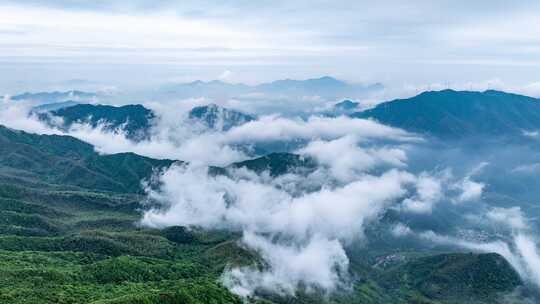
[
  {"xmin": 1, "ymin": 91, "xmax": 539, "ymax": 299},
  {"xmin": 139, "ymin": 134, "xmax": 485, "ymax": 297}
]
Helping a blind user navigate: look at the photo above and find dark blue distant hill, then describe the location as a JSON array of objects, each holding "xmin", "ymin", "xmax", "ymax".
[
  {"xmin": 255, "ymin": 76, "xmax": 382, "ymax": 99},
  {"xmin": 353, "ymin": 90, "xmax": 540, "ymax": 138},
  {"xmin": 334, "ymin": 99, "xmax": 360, "ymax": 111},
  {"xmin": 32, "ymin": 101, "xmax": 80, "ymax": 112},
  {"xmin": 158, "ymin": 76, "xmax": 383, "ymax": 101},
  {"xmin": 11, "ymin": 90, "xmax": 96, "ymax": 103}
]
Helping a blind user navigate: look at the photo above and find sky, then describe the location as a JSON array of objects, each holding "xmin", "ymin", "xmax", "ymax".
[{"xmin": 1, "ymin": 0, "xmax": 540, "ymax": 93}]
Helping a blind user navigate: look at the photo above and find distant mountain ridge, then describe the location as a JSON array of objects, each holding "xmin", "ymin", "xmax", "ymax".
[
  {"xmin": 334, "ymin": 99, "xmax": 360, "ymax": 111},
  {"xmin": 322, "ymin": 99, "xmax": 361, "ymax": 116},
  {"xmin": 159, "ymin": 76, "xmax": 383, "ymax": 101},
  {"xmin": 9, "ymin": 90, "xmax": 97, "ymax": 103},
  {"xmin": 32, "ymin": 101, "xmax": 80, "ymax": 112},
  {"xmin": 32, "ymin": 89, "xmax": 540, "ymax": 142},
  {"xmin": 354, "ymin": 89, "xmax": 540, "ymax": 138}
]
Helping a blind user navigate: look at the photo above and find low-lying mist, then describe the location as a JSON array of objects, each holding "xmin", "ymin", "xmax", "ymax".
[{"xmin": 1, "ymin": 95, "xmax": 540, "ymax": 298}]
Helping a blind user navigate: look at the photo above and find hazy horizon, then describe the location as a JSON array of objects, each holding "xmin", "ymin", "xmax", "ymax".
[{"xmin": 1, "ymin": 0, "xmax": 540, "ymax": 96}]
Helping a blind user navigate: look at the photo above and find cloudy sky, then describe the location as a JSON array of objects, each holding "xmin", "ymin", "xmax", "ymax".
[{"xmin": 1, "ymin": 0, "xmax": 539, "ymax": 93}]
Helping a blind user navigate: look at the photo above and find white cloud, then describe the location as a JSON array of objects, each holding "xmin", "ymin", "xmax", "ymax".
[
  {"xmin": 224, "ymin": 115, "xmax": 418, "ymax": 144},
  {"xmin": 512, "ymin": 163, "xmax": 540, "ymax": 174},
  {"xmin": 418, "ymin": 212, "xmax": 540, "ymax": 290},
  {"xmin": 142, "ymin": 164, "xmax": 415, "ymax": 240},
  {"xmin": 219, "ymin": 70, "xmax": 234, "ymax": 81},
  {"xmin": 222, "ymin": 233, "xmax": 349, "ymax": 297},
  {"xmin": 452, "ymin": 163, "xmax": 486, "ymax": 204},
  {"xmin": 521, "ymin": 82, "xmax": 540, "ymax": 97},
  {"xmin": 141, "ymin": 154, "xmax": 426, "ymax": 296},
  {"xmin": 297, "ymin": 135, "xmax": 407, "ymax": 182},
  {"xmin": 454, "ymin": 177, "xmax": 484, "ymax": 203},
  {"xmin": 3, "ymin": 84, "xmax": 539, "ymax": 298},
  {"xmin": 0, "ymin": 93, "xmax": 419, "ymax": 168},
  {"xmin": 0, "ymin": 100, "xmax": 62, "ymax": 135},
  {"xmin": 515, "ymin": 234, "xmax": 540, "ymax": 288},
  {"xmin": 487, "ymin": 207, "xmax": 528, "ymax": 231},
  {"xmin": 401, "ymin": 173, "xmax": 443, "ymax": 214},
  {"xmin": 418, "ymin": 231, "xmax": 526, "ymax": 276},
  {"xmin": 1, "ymin": 1, "xmax": 540, "ymax": 93},
  {"xmin": 391, "ymin": 223, "xmax": 412, "ymax": 237},
  {"xmin": 136, "ymin": 113, "xmax": 415, "ymax": 166}
]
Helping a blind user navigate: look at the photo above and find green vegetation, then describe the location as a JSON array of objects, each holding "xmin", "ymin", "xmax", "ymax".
[
  {"xmin": 380, "ymin": 252, "xmax": 522, "ymax": 303},
  {"xmin": 0, "ymin": 124, "xmax": 528, "ymax": 303},
  {"xmin": 0, "ymin": 125, "xmax": 174, "ymax": 193},
  {"xmin": 0, "ymin": 182, "xmax": 246, "ymax": 304}
]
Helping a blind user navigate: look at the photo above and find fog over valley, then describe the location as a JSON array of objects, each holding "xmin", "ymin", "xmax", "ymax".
[
  {"xmin": 2, "ymin": 81, "xmax": 540, "ymax": 302},
  {"xmin": 1, "ymin": 1, "xmax": 540, "ymax": 303}
]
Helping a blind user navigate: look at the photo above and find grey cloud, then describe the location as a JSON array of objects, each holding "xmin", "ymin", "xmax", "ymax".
[{"xmin": 1, "ymin": 0, "xmax": 539, "ymax": 89}]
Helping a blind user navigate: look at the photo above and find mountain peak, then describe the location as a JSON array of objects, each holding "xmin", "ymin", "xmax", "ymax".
[
  {"xmin": 189, "ymin": 104, "xmax": 255, "ymax": 131},
  {"xmin": 334, "ymin": 99, "xmax": 359, "ymax": 110},
  {"xmin": 310, "ymin": 76, "xmax": 340, "ymax": 82},
  {"xmin": 39, "ymin": 103, "xmax": 155, "ymax": 141},
  {"xmin": 354, "ymin": 89, "xmax": 540, "ymax": 138}
]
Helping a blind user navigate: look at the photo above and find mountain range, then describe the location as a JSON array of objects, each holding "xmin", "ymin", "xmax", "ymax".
[
  {"xmin": 355, "ymin": 89, "xmax": 540, "ymax": 139},
  {"xmin": 9, "ymin": 90, "xmax": 97, "ymax": 103},
  {"xmin": 38, "ymin": 103, "xmax": 256, "ymax": 138},
  {"xmin": 0, "ymin": 125, "xmax": 174, "ymax": 193},
  {"xmin": 158, "ymin": 76, "xmax": 383, "ymax": 101},
  {"xmin": 34, "ymin": 89, "xmax": 540, "ymax": 142},
  {"xmin": 2, "ymin": 88, "xmax": 540, "ymax": 303},
  {"xmin": 0, "ymin": 120, "xmax": 528, "ymax": 304}
]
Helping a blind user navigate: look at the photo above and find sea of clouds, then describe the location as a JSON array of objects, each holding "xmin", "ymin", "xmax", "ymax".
[{"xmin": 1, "ymin": 93, "xmax": 540, "ymax": 298}]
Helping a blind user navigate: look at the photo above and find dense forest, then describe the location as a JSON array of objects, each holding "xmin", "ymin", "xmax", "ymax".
[{"xmin": 0, "ymin": 125, "xmax": 527, "ymax": 303}]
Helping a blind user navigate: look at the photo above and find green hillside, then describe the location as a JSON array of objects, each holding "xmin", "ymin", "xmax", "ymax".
[
  {"xmin": 0, "ymin": 125, "xmax": 174, "ymax": 193},
  {"xmin": 0, "ymin": 125, "xmax": 529, "ymax": 303},
  {"xmin": 381, "ymin": 253, "xmax": 522, "ymax": 303}
]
